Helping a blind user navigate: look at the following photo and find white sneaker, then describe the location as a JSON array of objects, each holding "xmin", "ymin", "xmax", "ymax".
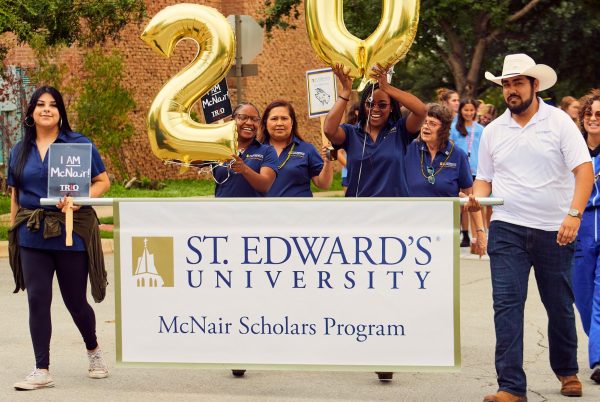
[
  {"xmin": 87, "ymin": 348, "xmax": 109, "ymax": 379},
  {"xmin": 14, "ymin": 368, "xmax": 55, "ymax": 390}
]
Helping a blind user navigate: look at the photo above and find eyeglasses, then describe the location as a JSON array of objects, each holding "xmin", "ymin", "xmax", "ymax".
[
  {"xmin": 365, "ymin": 101, "xmax": 390, "ymax": 110},
  {"xmin": 423, "ymin": 119, "xmax": 441, "ymax": 129},
  {"xmin": 583, "ymin": 111, "xmax": 600, "ymax": 120},
  {"xmin": 235, "ymin": 114, "xmax": 260, "ymax": 123}
]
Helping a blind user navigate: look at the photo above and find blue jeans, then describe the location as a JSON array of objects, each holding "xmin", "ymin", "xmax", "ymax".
[{"xmin": 488, "ymin": 221, "xmax": 578, "ymax": 396}]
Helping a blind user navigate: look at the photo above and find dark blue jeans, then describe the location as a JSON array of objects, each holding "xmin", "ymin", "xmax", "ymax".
[{"xmin": 487, "ymin": 221, "xmax": 578, "ymax": 396}]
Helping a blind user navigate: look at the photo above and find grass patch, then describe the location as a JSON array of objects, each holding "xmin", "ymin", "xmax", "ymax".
[
  {"xmin": 106, "ymin": 179, "xmax": 215, "ymax": 198},
  {"xmin": 99, "ymin": 216, "xmax": 113, "ymax": 225},
  {"xmin": 100, "ymin": 230, "xmax": 113, "ymax": 239},
  {"xmin": 0, "ymin": 195, "xmax": 10, "ymax": 215},
  {"xmin": 0, "ymin": 225, "xmax": 7, "ymax": 241}
]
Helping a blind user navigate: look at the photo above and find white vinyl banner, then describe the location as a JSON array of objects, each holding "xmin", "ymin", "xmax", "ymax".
[{"xmin": 115, "ymin": 199, "xmax": 459, "ymax": 370}]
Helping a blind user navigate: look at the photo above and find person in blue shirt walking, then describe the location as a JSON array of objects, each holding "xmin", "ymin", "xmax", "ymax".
[
  {"xmin": 213, "ymin": 103, "xmax": 278, "ymax": 197},
  {"xmin": 405, "ymin": 103, "xmax": 487, "ymax": 254},
  {"xmin": 8, "ymin": 86, "xmax": 111, "ymax": 390},
  {"xmin": 261, "ymin": 100, "xmax": 333, "ymax": 197},
  {"xmin": 572, "ymin": 93, "xmax": 600, "ymax": 384},
  {"xmin": 451, "ymin": 98, "xmax": 486, "ymax": 250},
  {"xmin": 323, "ymin": 63, "xmax": 427, "ymax": 197}
]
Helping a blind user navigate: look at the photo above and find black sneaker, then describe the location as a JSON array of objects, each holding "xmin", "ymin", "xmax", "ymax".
[
  {"xmin": 460, "ymin": 237, "xmax": 470, "ymax": 247},
  {"xmin": 591, "ymin": 367, "xmax": 600, "ymax": 384},
  {"xmin": 231, "ymin": 370, "xmax": 246, "ymax": 377},
  {"xmin": 376, "ymin": 372, "xmax": 393, "ymax": 381}
]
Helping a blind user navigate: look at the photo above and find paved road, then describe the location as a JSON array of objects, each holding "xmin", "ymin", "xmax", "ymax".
[{"xmin": 1, "ymin": 251, "xmax": 599, "ymax": 401}]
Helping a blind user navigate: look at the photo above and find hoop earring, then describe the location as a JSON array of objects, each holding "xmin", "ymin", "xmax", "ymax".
[{"xmin": 24, "ymin": 116, "xmax": 34, "ymax": 127}]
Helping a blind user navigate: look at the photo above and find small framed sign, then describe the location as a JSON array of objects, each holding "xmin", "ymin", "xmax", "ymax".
[
  {"xmin": 201, "ymin": 78, "xmax": 233, "ymax": 124},
  {"xmin": 306, "ymin": 68, "xmax": 337, "ymax": 118},
  {"xmin": 47, "ymin": 143, "xmax": 92, "ymax": 198}
]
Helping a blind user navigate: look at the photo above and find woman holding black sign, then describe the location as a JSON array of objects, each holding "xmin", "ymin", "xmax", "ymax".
[{"xmin": 7, "ymin": 86, "xmax": 110, "ymax": 390}]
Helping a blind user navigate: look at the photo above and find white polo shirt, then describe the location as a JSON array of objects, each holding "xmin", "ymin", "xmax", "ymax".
[{"xmin": 476, "ymin": 98, "xmax": 591, "ymax": 231}]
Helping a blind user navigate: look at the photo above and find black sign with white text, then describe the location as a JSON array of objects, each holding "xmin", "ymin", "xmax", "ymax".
[
  {"xmin": 47, "ymin": 143, "xmax": 92, "ymax": 198},
  {"xmin": 201, "ymin": 79, "xmax": 233, "ymax": 124}
]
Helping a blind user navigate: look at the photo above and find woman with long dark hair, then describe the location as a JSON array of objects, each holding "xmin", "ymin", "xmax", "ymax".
[
  {"xmin": 260, "ymin": 100, "xmax": 332, "ymax": 196},
  {"xmin": 8, "ymin": 86, "xmax": 110, "ymax": 390},
  {"xmin": 451, "ymin": 98, "xmax": 485, "ymax": 250},
  {"xmin": 324, "ymin": 63, "xmax": 427, "ymax": 198}
]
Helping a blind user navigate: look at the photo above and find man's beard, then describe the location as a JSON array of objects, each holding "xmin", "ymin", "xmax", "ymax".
[{"xmin": 506, "ymin": 93, "xmax": 534, "ymax": 115}]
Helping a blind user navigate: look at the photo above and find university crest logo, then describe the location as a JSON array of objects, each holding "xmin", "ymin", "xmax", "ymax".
[{"xmin": 131, "ymin": 237, "xmax": 174, "ymax": 288}]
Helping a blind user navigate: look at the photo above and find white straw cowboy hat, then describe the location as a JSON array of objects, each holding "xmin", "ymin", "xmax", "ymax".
[{"xmin": 485, "ymin": 53, "xmax": 557, "ymax": 91}]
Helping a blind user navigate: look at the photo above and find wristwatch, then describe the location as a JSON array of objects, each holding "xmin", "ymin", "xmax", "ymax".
[{"xmin": 567, "ymin": 208, "xmax": 582, "ymax": 219}]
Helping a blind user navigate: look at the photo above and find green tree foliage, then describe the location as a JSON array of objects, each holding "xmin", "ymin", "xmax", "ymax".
[
  {"xmin": 260, "ymin": 0, "xmax": 600, "ymax": 101},
  {"xmin": 74, "ymin": 50, "xmax": 135, "ymax": 177},
  {"xmin": 0, "ymin": 0, "xmax": 145, "ymax": 63}
]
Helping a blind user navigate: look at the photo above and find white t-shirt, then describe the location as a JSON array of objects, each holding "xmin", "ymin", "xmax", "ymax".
[{"xmin": 476, "ymin": 98, "xmax": 591, "ymax": 231}]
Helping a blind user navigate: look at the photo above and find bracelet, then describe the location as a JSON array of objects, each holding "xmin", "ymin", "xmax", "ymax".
[
  {"xmin": 476, "ymin": 228, "xmax": 485, "ymax": 233},
  {"xmin": 338, "ymin": 95, "xmax": 350, "ymax": 102}
]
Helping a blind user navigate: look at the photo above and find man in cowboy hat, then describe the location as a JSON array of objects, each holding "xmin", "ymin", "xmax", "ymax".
[{"xmin": 466, "ymin": 53, "xmax": 594, "ymax": 402}]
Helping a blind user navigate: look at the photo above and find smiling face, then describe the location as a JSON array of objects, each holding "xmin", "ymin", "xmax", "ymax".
[
  {"xmin": 266, "ymin": 106, "xmax": 293, "ymax": 142},
  {"xmin": 584, "ymin": 100, "xmax": 600, "ymax": 139},
  {"xmin": 460, "ymin": 103, "xmax": 477, "ymax": 123},
  {"xmin": 365, "ymin": 89, "xmax": 392, "ymax": 128},
  {"xmin": 234, "ymin": 104, "xmax": 260, "ymax": 142},
  {"xmin": 33, "ymin": 92, "xmax": 60, "ymax": 130}
]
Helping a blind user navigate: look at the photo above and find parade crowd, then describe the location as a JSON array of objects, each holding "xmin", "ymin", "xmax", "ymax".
[{"xmin": 6, "ymin": 50, "xmax": 600, "ymax": 402}]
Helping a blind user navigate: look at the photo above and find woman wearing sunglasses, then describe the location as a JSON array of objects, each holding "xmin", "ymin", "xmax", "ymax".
[
  {"xmin": 324, "ymin": 64, "xmax": 427, "ymax": 197},
  {"xmin": 212, "ymin": 103, "xmax": 278, "ymax": 197}
]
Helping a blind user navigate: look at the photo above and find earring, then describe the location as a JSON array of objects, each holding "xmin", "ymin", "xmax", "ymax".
[
  {"xmin": 59, "ymin": 118, "xmax": 63, "ymax": 128},
  {"xmin": 24, "ymin": 116, "xmax": 34, "ymax": 127}
]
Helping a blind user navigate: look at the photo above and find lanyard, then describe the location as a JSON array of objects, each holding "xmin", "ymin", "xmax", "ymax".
[{"xmin": 466, "ymin": 124, "xmax": 475, "ymax": 158}]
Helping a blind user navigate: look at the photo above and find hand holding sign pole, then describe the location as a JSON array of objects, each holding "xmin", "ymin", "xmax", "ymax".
[{"xmin": 141, "ymin": 4, "xmax": 237, "ymax": 165}]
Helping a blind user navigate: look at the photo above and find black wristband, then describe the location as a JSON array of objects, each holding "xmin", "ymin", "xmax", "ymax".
[{"xmin": 338, "ymin": 95, "xmax": 350, "ymax": 102}]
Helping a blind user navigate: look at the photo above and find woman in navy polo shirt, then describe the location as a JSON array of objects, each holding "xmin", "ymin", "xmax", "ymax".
[
  {"xmin": 404, "ymin": 103, "xmax": 487, "ymax": 253},
  {"xmin": 323, "ymin": 64, "xmax": 427, "ymax": 197},
  {"xmin": 261, "ymin": 100, "xmax": 333, "ymax": 197},
  {"xmin": 8, "ymin": 86, "xmax": 110, "ymax": 390},
  {"xmin": 213, "ymin": 103, "xmax": 278, "ymax": 197}
]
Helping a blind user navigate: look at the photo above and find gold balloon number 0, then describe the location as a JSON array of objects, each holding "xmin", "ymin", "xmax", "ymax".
[
  {"xmin": 141, "ymin": 4, "xmax": 237, "ymax": 165},
  {"xmin": 305, "ymin": 0, "xmax": 420, "ymax": 82}
]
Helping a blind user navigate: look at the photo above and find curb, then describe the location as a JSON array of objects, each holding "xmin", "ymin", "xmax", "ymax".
[{"xmin": 0, "ymin": 239, "xmax": 114, "ymax": 258}]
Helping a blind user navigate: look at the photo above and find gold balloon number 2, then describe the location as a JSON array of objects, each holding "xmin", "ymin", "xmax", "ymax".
[
  {"xmin": 305, "ymin": 0, "xmax": 420, "ymax": 82},
  {"xmin": 141, "ymin": 4, "xmax": 237, "ymax": 165}
]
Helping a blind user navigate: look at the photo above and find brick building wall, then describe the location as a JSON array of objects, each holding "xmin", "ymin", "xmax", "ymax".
[{"xmin": 2, "ymin": 0, "xmax": 331, "ymax": 180}]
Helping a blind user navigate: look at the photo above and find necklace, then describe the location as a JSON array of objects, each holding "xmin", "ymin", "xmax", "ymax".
[
  {"xmin": 277, "ymin": 142, "xmax": 296, "ymax": 169},
  {"xmin": 420, "ymin": 141, "xmax": 455, "ymax": 185}
]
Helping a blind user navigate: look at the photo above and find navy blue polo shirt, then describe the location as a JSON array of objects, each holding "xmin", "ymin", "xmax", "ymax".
[
  {"xmin": 7, "ymin": 131, "xmax": 106, "ymax": 251},
  {"xmin": 340, "ymin": 118, "xmax": 414, "ymax": 197},
  {"xmin": 266, "ymin": 136, "xmax": 324, "ymax": 197},
  {"xmin": 213, "ymin": 139, "xmax": 278, "ymax": 197},
  {"xmin": 405, "ymin": 140, "xmax": 473, "ymax": 197}
]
